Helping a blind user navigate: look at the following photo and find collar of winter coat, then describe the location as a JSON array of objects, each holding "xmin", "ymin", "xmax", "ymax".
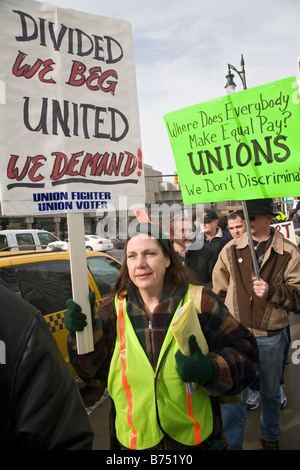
[{"xmin": 234, "ymin": 227, "xmax": 284, "ymax": 255}]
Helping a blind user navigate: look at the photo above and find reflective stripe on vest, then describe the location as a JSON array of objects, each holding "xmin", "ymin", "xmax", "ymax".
[
  {"xmin": 107, "ymin": 287, "xmax": 213, "ymax": 450},
  {"xmin": 118, "ymin": 296, "xmax": 137, "ymax": 449}
]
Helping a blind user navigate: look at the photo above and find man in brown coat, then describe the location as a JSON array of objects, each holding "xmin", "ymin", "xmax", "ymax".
[{"xmin": 213, "ymin": 198, "xmax": 300, "ymax": 450}]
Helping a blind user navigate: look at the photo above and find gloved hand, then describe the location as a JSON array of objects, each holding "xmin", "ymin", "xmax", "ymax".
[
  {"xmin": 64, "ymin": 291, "xmax": 95, "ymax": 333},
  {"xmin": 175, "ymin": 335, "xmax": 214, "ymax": 385}
]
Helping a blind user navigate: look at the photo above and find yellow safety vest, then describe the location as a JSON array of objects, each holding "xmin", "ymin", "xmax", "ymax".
[{"xmin": 107, "ymin": 287, "xmax": 213, "ymax": 450}]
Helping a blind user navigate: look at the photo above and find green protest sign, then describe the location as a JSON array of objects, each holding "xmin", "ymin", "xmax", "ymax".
[{"xmin": 164, "ymin": 77, "xmax": 300, "ymax": 204}]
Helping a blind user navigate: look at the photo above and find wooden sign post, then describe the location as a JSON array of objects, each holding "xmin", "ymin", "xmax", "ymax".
[{"xmin": 67, "ymin": 212, "xmax": 94, "ymax": 354}]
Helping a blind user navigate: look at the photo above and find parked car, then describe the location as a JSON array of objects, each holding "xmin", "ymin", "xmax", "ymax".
[
  {"xmin": 49, "ymin": 234, "xmax": 114, "ymax": 252},
  {"xmin": 112, "ymin": 235, "xmax": 127, "ymax": 250},
  {"xmin": 84, "ymin": 235, "xmax": 113, "ymax": 251},
  {"xmin": 0, "ymin": 229, "xmax": 60, "ymax": 251},
  {"xmin": 0, "ymin": 249, "xmax": 121, "ymax": 378}
]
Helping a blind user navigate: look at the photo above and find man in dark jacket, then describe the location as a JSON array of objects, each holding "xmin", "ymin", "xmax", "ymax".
[
  {"xmin": 0, "ymin": 284, "xmax": 94, "ymax": 449},
  {"xmin": 199, "ymin": 210, "xmax": 231, "ymax": 254},
  {"xmin": 169, "ymin": 214, "xmax": 217, "ymax": 287}
]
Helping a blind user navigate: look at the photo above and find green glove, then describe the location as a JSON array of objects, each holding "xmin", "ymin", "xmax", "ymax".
[
  {"xmin": 64, "ymin": 291, "xmax": 95, "ymax": 333},
  {"xmin": 175, "ymin": 335, "xmax": 214, "ymax": 385}
]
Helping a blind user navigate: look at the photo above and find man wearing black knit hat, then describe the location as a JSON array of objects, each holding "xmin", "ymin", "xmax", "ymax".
[{"xmin": 198, "ymin": 210, "xmax": 231, "ymax": 254}]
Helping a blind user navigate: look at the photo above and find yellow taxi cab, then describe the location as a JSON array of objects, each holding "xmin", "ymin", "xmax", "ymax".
[{"xmin": 0, "ymin": 248, "xmax": 121, "ymax": 378}]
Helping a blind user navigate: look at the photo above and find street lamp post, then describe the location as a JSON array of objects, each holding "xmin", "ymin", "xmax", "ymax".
[
  {"xmin": 224, "ymin": 55, "xmax": 260, "ymax": 279},
  {"xmin": 225, "ymin": 54, "xmax": 247, "ymax": 93}
]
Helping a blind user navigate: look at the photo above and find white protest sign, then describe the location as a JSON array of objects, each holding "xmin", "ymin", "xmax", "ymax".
[
  {"xmin": 271, "ymin": 221, "xmax": 297, "ymax": 245},
  {"xmin": 0, "ymin": 0, "xmax": 144, "ymax": 354},
  {"xmin": 0, "ymin": 0, "xmax": 145, "ymax": 216}
]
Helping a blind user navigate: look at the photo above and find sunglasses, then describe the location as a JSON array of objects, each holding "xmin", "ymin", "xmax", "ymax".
[{"xmin": 248, "ymin": 215, "xmax": 266, "ymax": 220}]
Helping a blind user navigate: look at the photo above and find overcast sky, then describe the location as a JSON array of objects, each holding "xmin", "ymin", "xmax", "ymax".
[{"xmin": 36, "ymin": 0, "xmax": 300, "ymax": 177}]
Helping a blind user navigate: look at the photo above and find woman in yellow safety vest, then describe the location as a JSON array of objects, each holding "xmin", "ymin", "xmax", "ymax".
[{"xmin": 65, "ymin": 223, "xmax": 258, "ymax": 450}]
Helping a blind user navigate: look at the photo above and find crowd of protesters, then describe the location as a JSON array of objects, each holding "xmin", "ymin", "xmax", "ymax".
[
  {"xmin": 2, "ymin": 198, "xmax": 299, "ymax": 451},
  {"xmin": 63, "ymin": 197, "xmax": 299, "ymax": 451}
]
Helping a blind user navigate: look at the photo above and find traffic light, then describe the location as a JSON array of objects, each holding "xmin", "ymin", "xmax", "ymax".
[{"xmin": 174, "ymin": 172, "xmax": 179, "ymax": 185}]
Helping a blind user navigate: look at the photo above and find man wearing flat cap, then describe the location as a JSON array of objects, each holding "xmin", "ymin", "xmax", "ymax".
[
  {"xmin": 198, "ymin": 210, "xmax": 231, "ymax": 254},
  {"xmin": 213, "ymin": 198, "xmax": 300, "ymax": 450}
]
